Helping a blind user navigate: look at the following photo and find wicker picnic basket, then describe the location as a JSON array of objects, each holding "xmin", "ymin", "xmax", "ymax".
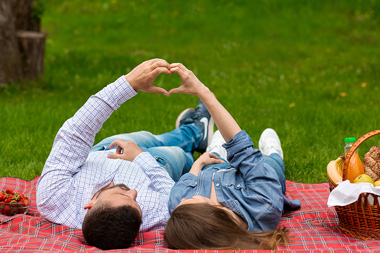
[{"xmin": 329, "ymin": 130, "xmax": 380, "ymax": 240}]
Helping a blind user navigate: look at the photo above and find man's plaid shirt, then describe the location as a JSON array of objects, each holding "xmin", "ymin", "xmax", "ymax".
[{"xmin": 36, "ymin": 76, "xmax": 174, "ymax": 231}]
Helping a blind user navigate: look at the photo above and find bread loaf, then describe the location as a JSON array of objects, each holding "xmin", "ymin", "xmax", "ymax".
[{"xmin": 363, "ymin": 146, "xmax": 380, "ymax": 181}]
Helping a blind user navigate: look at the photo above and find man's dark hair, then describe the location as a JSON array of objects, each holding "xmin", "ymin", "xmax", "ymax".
[{"xmin": 82, "ymin": 201, "xmax": 142, "ymax": 250}]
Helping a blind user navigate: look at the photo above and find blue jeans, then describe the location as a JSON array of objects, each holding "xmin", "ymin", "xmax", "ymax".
[
  {"xmin": 263, "ymin": 153, "xmax": 286, "ymax": 194},
  {"xmin": 90, "ymin": 125, "xmax": 202, "ymax": 182},
  {"xmin": 91, "ymin": 126, "xmax": 286, "ymax": 193}
]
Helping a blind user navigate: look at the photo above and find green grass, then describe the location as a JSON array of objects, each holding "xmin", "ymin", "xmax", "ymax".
[{"xmin": 1, "ymin": 0, "xmax": 380, "ymax": 183}]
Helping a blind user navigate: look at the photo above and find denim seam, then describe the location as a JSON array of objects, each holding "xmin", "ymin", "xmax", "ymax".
[{"xmin": 154, "ymin": 156, "xmax": 173, "ymax": 179}]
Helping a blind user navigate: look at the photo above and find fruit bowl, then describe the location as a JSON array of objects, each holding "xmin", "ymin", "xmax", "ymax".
[{"xmin": 0, "ymin": 189, "xmax": 30, "ymax": 216}]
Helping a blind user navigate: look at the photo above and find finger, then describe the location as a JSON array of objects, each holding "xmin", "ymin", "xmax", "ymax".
[
  {"xmin": 168, "ymin": 87, "xmax": 185, "ymax": 95},
  {"xmin": 109, "ymin": 139, "xmax": 122, "ymax": 149},
  {"xmin": 146, "ymin": 86, "xmax": 169, "ymax": 95},
  {"xmin": 107, "ymin": 153, "xmax": 122, "ymax": 159},
  {"xmin": 170, "ymin": 65, "xmax": 191, "ymax": 81},
  {"xmin": 169, "ymin": 66, "xmax": 180, "ymax": 76},
  {"xmin": 207, "ymin": 157, "xmax": 224, "ymax": 164},
  {"xmin": 169, "ymin": 67, "xmax": 187, "ymax": 81},
  {"xmin": 116, "ymin": 145, "xmax": 123, "ymax": 154},
  {"xmin": 152, "ymin": 67, "xmax": 171, "ymax": 76},
  {"xmin": 169, "ymin": 63, "xmax": 180, "ymax": 68},
  {"xmin": 214, "ymin": 158, "xmax": 224, "ymax": 163},
  {"xmin": 209, "ymin": 153, "xmax": 220, "ymax": 159},
  {"xmin": 169, "ymin": 65, "xmax": 188, "ymax": 76},
  {"xmin": 151, "ymin": 59, "xmax": 170, "ymax": 69},
  {"xmin": 169, "ymin": 63, "xmax": 185, "ymax": 70},
  {"xmin": 146, "ymin": 58, "xmax": 162, "ymax": 65}
]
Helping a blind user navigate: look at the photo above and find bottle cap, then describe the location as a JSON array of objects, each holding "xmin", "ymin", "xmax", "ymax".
[{"xmin": 344, "ymin": 137, "xmax": 356, "ymax": 143}]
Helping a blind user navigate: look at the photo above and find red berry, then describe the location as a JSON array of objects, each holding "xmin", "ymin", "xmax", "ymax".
[
  {"xmin": 3, "ymin": 205, "xmax": 10, "ymax": 215},
  {"xmin": 5, "ymin": 189, "xmax": 14, "ymax": 195}
]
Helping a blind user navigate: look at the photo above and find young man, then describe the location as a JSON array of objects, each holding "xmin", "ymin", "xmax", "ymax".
[{"xmin": 36, "ymin": 59, "xmax": 214, "ymax": 250}]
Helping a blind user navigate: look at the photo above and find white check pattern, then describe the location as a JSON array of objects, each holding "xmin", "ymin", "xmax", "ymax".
[{"xmin": 36, "ymin": 76, "xmax": 175, "ymax": 231}]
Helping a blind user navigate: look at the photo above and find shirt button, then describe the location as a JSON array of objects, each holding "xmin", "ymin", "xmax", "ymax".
[
  {"xmin": 216, "ymin": 183, "xmax": 220, "ymax": 187},
  {"xmin": 237, "ymin": 184, "xmax": 241, "ymax": 187}
]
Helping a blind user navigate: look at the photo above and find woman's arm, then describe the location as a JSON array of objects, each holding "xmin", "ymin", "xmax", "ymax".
[
  {"xmin": 189, "ymin": 152, "xmax": 224, "ymax": 176},
  {"xmin": 169, "ymin": 63, "xmax": 241, "ymax": 142}
]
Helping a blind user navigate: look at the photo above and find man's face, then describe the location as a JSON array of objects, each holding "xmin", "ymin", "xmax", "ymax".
[{"xmin": 90, "ymin": 184, "xmax": 142, "ymax": 215}]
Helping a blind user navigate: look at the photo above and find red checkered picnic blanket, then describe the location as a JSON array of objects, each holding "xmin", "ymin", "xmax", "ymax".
[{"xmin": 0, "ymin": 177, "xmax": 379, "ymax": 252}]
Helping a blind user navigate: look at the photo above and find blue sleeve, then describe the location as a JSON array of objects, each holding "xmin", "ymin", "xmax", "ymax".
[
  {"xmin": 223, "ymin": 130, "xmax": 264, "ymax": 182},
  {"xmin": 223, "ymin": 131, "xmax": 284, "ymax": 214}
]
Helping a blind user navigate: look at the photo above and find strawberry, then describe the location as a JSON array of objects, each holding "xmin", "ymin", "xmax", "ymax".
[
  {"xmin": 3, "ymin": 205, "xmax": 10, "ymax": 216},
  {"xmin": 5, "ymin": 189, "xmax": 14, "ymax": 195}
]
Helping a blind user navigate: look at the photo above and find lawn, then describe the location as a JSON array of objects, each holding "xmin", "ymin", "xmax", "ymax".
[{"xmin": 1, "ymin": 0, "xmax": 379, "ymax": 183}]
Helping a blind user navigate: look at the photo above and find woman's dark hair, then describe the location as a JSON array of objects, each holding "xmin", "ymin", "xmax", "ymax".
[
  {"xmin": 164, "ymin": 203, "xmax": 289, "ymax": 250},
  {"xmin": 82, "ymin": 200, "xmax": 142, "ymax": 250}
]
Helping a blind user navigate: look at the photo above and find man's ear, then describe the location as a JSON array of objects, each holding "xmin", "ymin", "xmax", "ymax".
[{"xmin": 84, "ymin": 200, "xmax": 95, "ymax": 210}]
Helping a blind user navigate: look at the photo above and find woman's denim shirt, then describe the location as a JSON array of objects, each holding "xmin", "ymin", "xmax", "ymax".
[{"xmin": 168, "ymin": 130, "xmax": 301, "ymax": 232}]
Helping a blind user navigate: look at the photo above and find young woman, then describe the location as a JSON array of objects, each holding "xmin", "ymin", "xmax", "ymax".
[{"xmin": 164, "ymin": 63, "xmax": 301, "ymax": 250}]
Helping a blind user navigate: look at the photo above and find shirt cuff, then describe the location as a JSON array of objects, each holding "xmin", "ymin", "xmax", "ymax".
[
  {"xmin": 133, "ymin": 152, "xmax": 163, "ymax": 171},
  {"xmin": 95, "ymin": 75, "xmax": 138, "ymax": 110}
]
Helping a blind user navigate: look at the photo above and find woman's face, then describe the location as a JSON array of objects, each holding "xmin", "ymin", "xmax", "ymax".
[
  {"xmin": 178, "ymin": 195, "xmax": 248, "ymax": 229},
  {"xmin": 178, "ymin": 195, "xmax": 218, "ymax": 206}
]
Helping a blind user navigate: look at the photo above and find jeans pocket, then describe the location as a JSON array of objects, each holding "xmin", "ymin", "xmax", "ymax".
[{"xmin": 155, "ymin": 156, "xmax": 174, "ymax": 180}]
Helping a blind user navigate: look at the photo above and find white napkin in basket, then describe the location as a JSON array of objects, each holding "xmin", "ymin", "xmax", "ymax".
[{"xmin": 327, "ymin": 180, "xmax": 380, "ymax": 207}]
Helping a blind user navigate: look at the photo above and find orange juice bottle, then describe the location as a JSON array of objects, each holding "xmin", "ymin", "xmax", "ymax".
[{"xmin": 344, "ymin": 137, "xmax": 364, "ymax": 183}]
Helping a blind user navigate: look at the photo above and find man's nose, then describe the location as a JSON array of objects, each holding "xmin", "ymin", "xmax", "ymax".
[{"xmin": 128, "ymin": 189, "xmax": 138, "ymax": 200}]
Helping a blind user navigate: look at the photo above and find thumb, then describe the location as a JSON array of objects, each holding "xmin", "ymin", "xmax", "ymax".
[
  {"xmin": 168, "ymin": 87, "xmax": 184, "ymax": 95},
  {"xmin": 146, "ymin": 86, "xmax": 169, "ymax": 95},
  {"xmin": 109, "ymin": 139, "xmax": 123, "ymax": 149}
]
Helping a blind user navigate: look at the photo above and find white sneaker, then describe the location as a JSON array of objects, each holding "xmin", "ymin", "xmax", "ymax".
[
  {"xmin": 206, "ymin": 130, "xmax": 227, "ymax": 161},
  {"xmin": 258, "ymin": 128, "xmax": 284, "ymax": 159}
]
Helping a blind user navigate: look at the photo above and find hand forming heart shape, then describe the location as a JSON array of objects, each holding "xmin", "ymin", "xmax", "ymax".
[{"xmin": 125, "ymin": 58, "xmax": 208, "ymax": 97}]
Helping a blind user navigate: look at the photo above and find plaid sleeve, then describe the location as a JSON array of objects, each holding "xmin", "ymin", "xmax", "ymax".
[{"xmin": 134, "ymin": 152, "xmax": 175, "ymax": 196}]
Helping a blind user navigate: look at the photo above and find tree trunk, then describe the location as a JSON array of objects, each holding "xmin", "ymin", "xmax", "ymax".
[
  {"xmin": 11, "ymin": 0, "xmax": 40, "ymax": 32},
  {"xmin": 0, "ymin": 0, "xmax": 22, "ymax": 84},
  {"xmin": 17, "ymin": 31, "xmax": 47, "ymax": 81}
]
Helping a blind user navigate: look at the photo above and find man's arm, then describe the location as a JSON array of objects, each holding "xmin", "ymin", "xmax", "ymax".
[
  {"xmin": 36, "ymin": 76, "xmax": 138, "ymax": 223},
  {"xmin": 37, "ymin": 59, "xmax": 171, "ymax": 225}
]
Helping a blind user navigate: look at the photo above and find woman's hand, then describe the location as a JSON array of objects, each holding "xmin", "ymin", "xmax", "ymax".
[
  {"xmin": 168, "ymin": 63, "xmax": 210, "ymax": 97},
  {"xmin": 107, "ymin": 139, "xmax": 143, "ymax": 161},
  {"xmin": 189, "ymin": 152, "xmax": 224, "ymax": 176}
]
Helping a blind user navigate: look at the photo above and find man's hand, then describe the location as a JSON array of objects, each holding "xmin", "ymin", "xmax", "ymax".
[
  {"xmin": 189, "ymin": 152, "xmax": 224, "ymax": 176},
  {"xmin": 168, "ymin": 63, "xmax": 210, "ymax": 96},
  {"xmin": 107, "ymin": 139, "xmax": 143, "ymax": 162},
  {"xmin": 125, "ymin": 58, "xmax": 170, "ymax": 95}
]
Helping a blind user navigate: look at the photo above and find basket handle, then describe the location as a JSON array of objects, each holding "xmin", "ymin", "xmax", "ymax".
[{"xmin": 343, "ymin": 130, "xmax": 380, "ymax": 180}]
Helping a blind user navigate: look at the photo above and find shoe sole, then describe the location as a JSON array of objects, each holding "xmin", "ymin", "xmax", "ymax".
[
  {"xmin": 195, "ymin": 116, "xmax": 215, "ymax": 152},
  {"xmin": 206, "ymin": 117, "xmax": 215, "ymax": 147},
  {"xmin": 175, "ymin": 108, "xmax": 195, "ymax": 129},
  {"xmin": 258, "ymin": 128, "xmax": 283, "ymax": 159}
]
